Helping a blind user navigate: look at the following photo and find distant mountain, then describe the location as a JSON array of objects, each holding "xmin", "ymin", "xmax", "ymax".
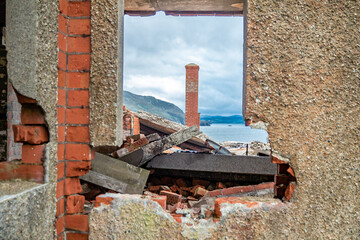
[
  {"xmin": 124, "ymin": 91, "xmax": 244, "ymax": 125},
  {"xmin": 123, "ymin": 91, "xmax": 185, "ymax": 124},
  {"xmin": 200, "ymin": 115, "xmax": 245, "ymax": 124}
]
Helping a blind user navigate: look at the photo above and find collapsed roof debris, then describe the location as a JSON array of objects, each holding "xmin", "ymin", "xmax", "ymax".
[{"xmin": 80, "ymin": 108, "xmax": 277, "ymax": 223}]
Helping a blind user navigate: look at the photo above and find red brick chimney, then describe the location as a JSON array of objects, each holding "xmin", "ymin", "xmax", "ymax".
[{"xmin": 185, "ymin": 63, "xmax": 200, "ymax": 129}]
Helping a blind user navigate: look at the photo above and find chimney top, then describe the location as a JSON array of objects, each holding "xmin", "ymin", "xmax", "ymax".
[{"xmin": 185, "ymin": 63, "xmax": 199, "ymax": 68}]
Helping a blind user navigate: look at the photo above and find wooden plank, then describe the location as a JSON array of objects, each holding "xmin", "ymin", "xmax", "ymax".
[
  {"xmin": 87, "ymin": 153, "xmax": 150, "ymax": 194},
  {"xmin": 119, "ymin": 125, "xmax": 200, "ymax": 166}
]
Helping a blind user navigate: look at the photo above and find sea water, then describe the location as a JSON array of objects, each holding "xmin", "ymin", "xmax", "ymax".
[{"xmin": 200, "ymin": 124, "xmax": 268, "ymax": 143}]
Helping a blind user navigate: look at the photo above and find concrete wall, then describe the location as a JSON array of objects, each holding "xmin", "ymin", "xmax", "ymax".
[
  {"xmin": 243, "ymin": 0, "xmax": 360, "ymax": 238},
  {"xmin": 90, "ymin": 0, "xmax": 124, "ymax": 147}
]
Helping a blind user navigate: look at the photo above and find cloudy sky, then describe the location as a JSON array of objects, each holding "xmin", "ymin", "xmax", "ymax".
[{"xmin": 124, "ymin": 12, "xmax": 244, "ymax": 116}]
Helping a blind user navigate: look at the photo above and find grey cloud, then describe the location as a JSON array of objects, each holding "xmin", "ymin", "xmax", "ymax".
[{"xmin": 124, "ymin": 12, "xmax": 244, "ymax": 115}]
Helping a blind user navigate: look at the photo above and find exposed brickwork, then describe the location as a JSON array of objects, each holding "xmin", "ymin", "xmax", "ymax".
[
  {"xmin": 0, "ymin": 88, "xmax": 49, "ymax": 183},
  {"xmin": 0, "ymin": 43, "xmax": 7, "ymax": 161},
  {"xmin": 7, "ymin": 84, "xmax": 22, "ymax": 161},
  {"xmin": 123, "ymin": 107, "xmax": 140, "ymax": 138},
  {"xmin": 272, "ymin": 155, "xmax": 297, "ymax": 201},
  {"xmin": 185, "ymin": 64, "xmax": 200, "ymax": 129},
  {"xmin": 56, "ymin": 1, "xmax": 92, "ymax": 239}
]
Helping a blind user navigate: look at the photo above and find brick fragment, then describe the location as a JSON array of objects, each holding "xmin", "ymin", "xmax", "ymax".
[
  {"xmin": 65, "ymin": 144, "xmax": 93, "ymax": 160},
  {"xmin": 66, "ymin": 161, "xmax": 91, "ymax": 177},
  {"xmin": 160, "ymin": 191, "xmax": 182, "ymax": 205},
  {"xmin": 21, "ymin": 104, "xmax": 46, "ymax": 124},
  {"xmin": 67, "ymin": 90, "xmax": 89, "ymax": 107},
  {"xmin": 148, "ymin": 185, "xmax": 160, "ymax": 192},
  {"xmin": 254, "ymin": 182, "xmax": 275, "ymax": 191},
  {"xmin": 57, "ymin": 180, "xmax": 65, "ymax": 199},
  {"xmin": 194, "ymin": 187, "xmax": 208, "ymax": 198},
  {"xmin": 13, "ymin": 125, "xmax": 49, "ymax": 144},
  {"xmin": 94, "ymin": 196, "xmax": 114, "ymax": 208},
  {"xmin": 66, "ymin": 195, "xmax": 85, "ymax": 214},
  {"xmin": 126, "ymin": 137, "xmax": 149, "ymax": 152},
  {"xmin": 214, "ymin": 197, "xmax": 260, "ymax": 218},
  {"xmin": 64, "ymin": 214, "xmax": 89, "ymax": 231},
  {"xmin": 64, "ymin": 178, "xmax": 83, "ymax": 195},
  {"xmin": 66, "ymin": 233, "xmax": 89, "ymax": 240},
  {"xmin": 0, "ymin": 162, "xmax": 44, "ymax": 183},
  {"xmin": 68, "ymin": 19, "xmax": 91, "ymax": 35},
  {"xmin": 171, "ymin": 214, "xmax": 182, "ymax": 223},
  {"xmin": 271, "ymin": 156, "xmax": 287, "ymax": 164},
  {"xmin": 66, "ymin": 126, "xmax": 90, "ymax": 143},
  {"xmin": 56, "ymin": 198, "xmax": 65, "ymax": 217},
  {"xmin": 57, "ymin": 162, "xmax": 65, "ymax": 179},
  {"xmin": 151, "ymin": 195, "xmax": 167, "ymax": 210},
  {"xmin": 287, "ymin": 166, "xmax": 295, "ymax": 177},
  {"xmin": 22, "ymin": 144, "xmax": 45, "ymax": 164},
  {"xmin": 216, "ymin": 182, "xmax": 226, "ymax": 189},
  {"xmin": 68, "ymin": 1, "xmax": 91, "ymax": 17},
  {"xmin": 56, "ymin": 216, "xmax": 64, "ymax": 235},
  {"xmin": 175, "ymin": 178, "xmax": 187, "ymax": 188},
  {"xmin": 66, "ymin": 108, "xmax": 89, "ymax": 124},
  {"xmin": 285, "ymin": 182, "xmax": 296, "ymax": 201}
]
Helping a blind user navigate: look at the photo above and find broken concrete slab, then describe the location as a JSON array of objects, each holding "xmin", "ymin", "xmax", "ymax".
[
  {"xmin": 119, "ymin": 125, "xmax": 200, "ymax": 166},
  {"xmin": 146, "ymin": 153, "xmax": 276, "ymax": 176},
  {"xmin": 81, "ymin": 153, "xmax": 149, "ymax": 194}
]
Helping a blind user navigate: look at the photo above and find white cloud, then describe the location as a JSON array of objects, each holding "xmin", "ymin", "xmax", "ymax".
[{"xmin": 124, "ymin": 12, "xmax": 244, "ymax": 115}]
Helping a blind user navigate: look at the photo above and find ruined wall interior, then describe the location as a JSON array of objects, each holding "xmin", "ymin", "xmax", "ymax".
[
  {"xmin": 90, "ymin": 1, "xmax": 359, "ymax": 239},
  {"xmin": 0, "ymin": 0, "xmax": 58, "ymax": 239},
  {"xmin": 0, "ymin": 1, "xmax": 6, "ymax": 161}
]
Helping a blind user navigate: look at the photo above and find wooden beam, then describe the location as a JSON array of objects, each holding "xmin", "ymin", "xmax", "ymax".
[{"xmin": 119, "ymin": 125, "xmax": 200, "ymax": 166}]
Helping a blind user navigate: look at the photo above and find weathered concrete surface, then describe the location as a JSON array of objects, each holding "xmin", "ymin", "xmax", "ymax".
[
  {"xmin": 2, "ymin": 0, "xmax": 58, "ymax": 238},
  {"xmin": 90, "ymin": 0, "xmax": 124, "ymax": 147},
  {"xmin": 90, "ymin": 194, "xmax": 184, "ymax": 240},
  {"xmin": 0, "ymin": 184, "xmax": 55, "ymax": 240},
  {"xmin": 0, "ymin": 180, "xmax": 40, "ymax": 197},
  {"xmin": 6, "ymin": 0, "xmax": 37, "ymax": 99},
  {"xmin": 243, "ymin": 1, "xmax": 360, "ymax": 239},
  {"xmin": 89, "ymin": 194, "xmax": 289, "ymax": 240}
]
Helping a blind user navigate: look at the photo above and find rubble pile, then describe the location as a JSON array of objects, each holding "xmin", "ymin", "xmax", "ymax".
[
  {"xmin": 80, "ymin": 112, "xmax": 279, "ymax": 224},
  {"xmin": 143, "ymin": 175, "xmax": 274, "ymax": 222}
]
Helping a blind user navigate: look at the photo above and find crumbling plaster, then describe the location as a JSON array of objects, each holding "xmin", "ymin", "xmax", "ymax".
[
  {"xmin": 1, "ymin": 0, "xmax": 58, "ymax": 239},
  {"xmin": 90, "ymin": 0, "xmax": 124, "ymax": 147}
]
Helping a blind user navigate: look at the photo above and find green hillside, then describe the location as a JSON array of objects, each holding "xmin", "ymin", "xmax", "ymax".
[{"xmin": 123, "ymin": 91, "xmax": 185, "ymax": 124}]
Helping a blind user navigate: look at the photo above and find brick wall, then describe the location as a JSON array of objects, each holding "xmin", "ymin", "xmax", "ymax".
[
  {"xmin": 0, "ymin": 43, "xmax": 6, "ymax": 161},
  {"xmin": 57, "ymin": 1, "xmax": 92, "ymax": 239},
  {"xmin": 123, "ymin": 107, "xmax": 140, "ymax": 138},
  {"xmin": 7, "ymin": 84, "xmax": 22, "ymax": 161},
  {"xmin": 185, "ymin": 63, "xmax": 200, "ymax": 129},
  {"xmin": 0, "ymin": 91, "xmax": 47, "ymax": 183}
]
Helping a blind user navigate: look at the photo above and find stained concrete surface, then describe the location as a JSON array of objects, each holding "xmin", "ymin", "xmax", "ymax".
[{"xmin": 0, "ymin": 180, "xmax": 40, "ymax": 198}]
